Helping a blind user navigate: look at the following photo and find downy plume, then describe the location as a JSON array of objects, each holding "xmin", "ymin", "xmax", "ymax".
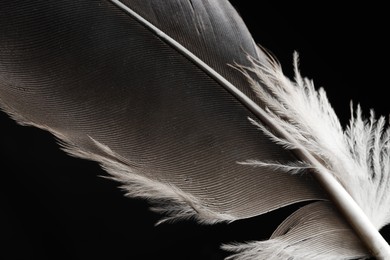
[{"xmin": 224, "ymin": 52, "xmax": 390, "ymax": 259}]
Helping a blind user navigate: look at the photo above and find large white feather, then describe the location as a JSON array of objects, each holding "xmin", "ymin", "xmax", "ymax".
[{"xmin": 1, "ymin": 1, "xmax": 390, "ymax": 259}]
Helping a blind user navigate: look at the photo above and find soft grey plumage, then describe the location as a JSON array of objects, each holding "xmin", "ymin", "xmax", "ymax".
[{"xmin": 0, "ymin": 1, "xmax": 389, "ymax": 259}]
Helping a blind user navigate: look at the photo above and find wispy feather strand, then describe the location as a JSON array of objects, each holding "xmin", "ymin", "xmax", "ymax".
[{"xmin": 223, "ymin": 51, "xmax": 390, "ymax": 259}]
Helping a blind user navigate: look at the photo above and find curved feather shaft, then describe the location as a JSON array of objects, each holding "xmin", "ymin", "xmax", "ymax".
[{"xmin": 110, "ymin": 0, "xmax": 390, "ymax": 257}]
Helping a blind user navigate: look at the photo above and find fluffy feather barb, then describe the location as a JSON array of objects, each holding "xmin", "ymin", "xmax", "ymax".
[
  {"xmin": 241, "ymin": 52, "xmax": 390, "ymax": 230},
  {"xmin": 225, "ymin": 52, "xmax": 390, "ymax": 259}
]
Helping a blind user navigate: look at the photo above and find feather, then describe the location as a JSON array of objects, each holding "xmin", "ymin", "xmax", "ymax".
[{"xmin": 0, "ymin": 1, "xmax": 389, "ymax": 259}]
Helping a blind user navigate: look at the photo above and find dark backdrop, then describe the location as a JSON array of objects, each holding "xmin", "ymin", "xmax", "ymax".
[{"xmin": 1, "ymin": 1, "xmax": 389, "ymax": 259}]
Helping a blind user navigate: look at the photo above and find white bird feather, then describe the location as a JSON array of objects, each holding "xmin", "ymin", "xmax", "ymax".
[{"xmin": 1, "ymin": 1, "xmax": 390, "ymax": 259}]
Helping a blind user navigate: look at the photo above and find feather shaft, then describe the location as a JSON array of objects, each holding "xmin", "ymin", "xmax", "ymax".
[{"xmin": 109, "ymin": 0, "xmax": 390, "ymax": 257}]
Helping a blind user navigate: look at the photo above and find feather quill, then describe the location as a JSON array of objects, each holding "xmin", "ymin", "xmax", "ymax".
[{"xmin": 0, "ymin": 0, "xmax": 389, "ymax": 259}]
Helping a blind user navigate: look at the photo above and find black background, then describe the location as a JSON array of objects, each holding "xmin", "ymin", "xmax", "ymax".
[{"xmin": 1, "ymin": 1, "xmax": 389, "ymax": 259}]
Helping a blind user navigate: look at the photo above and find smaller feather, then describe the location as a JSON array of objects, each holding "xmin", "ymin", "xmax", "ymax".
[{"xmin": 223, "ymin": 202, "xmax": 368, "ymax": 260}]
